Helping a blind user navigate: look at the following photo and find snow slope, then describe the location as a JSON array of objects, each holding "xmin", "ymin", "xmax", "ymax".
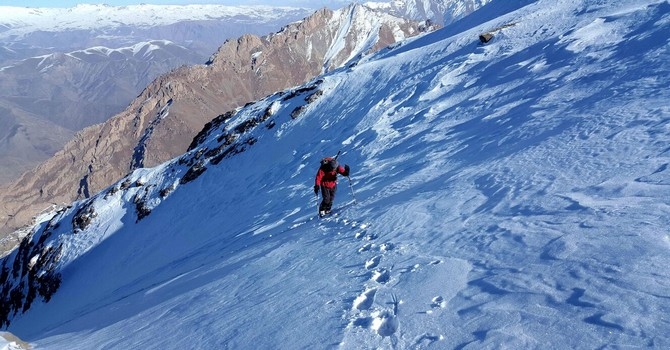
[{"xmin": 2, "ymin": 0, "xmax": 670, "ymax": 348}]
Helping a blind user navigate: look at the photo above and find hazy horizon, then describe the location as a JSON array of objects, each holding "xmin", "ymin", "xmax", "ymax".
[{"xmin": 1, "ymin": 0, "xmax": 352, "ymax": 8}]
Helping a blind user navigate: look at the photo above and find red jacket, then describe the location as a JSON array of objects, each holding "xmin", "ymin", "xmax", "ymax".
[{"xmin": 315, "ymin": 165, "xmax": 347, "ymax": 189}]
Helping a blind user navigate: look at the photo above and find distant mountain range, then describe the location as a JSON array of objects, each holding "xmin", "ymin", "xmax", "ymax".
[
  {"xmin": 0, "ymin": 4, "xmax": 313, "ymax": 184},
  {"xmin": 0, "ymin": 40, "xmax": 205, "ymax": 181},
  {"xmin": 0, "ymin": 4, "xmax": 312, "ymax": 61}
]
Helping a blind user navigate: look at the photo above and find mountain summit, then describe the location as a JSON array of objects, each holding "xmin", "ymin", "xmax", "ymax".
[
  {"xmin": 2, "ymin": 0, "xmax": 669, "ymax": 348},
  {"xmin": 365, "ymin": 0, "xmax": 494, "ymax": 24}
]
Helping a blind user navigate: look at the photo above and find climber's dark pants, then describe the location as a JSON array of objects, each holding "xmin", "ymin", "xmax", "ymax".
[{"xmin": 319, "ymin": 185, "xmax": 337, "ymax": 212}]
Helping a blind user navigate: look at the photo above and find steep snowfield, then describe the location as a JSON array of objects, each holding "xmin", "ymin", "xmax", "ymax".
[{"xmin": 2, "ymin": 0, "xmax": 669, "ymax": 348}]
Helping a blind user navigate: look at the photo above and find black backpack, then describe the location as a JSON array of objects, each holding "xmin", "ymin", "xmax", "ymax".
[{"xmin": 320, "ymin": 157, "xmax": 338, "ymax": 172}]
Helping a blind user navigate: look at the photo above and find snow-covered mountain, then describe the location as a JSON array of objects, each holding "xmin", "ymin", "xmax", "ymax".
[
  {"xmin": 0, "ymin": 39, "xmax": 204, "ymax": 130},
  {"xmin": 0, "ymin": 4, "xmax": 435, "ymax": 247},
  {"xmin": 0, "ymin": 4, "xmax": 312, "ymax": 60},
  {"xmin": 2, "ymin": 0, "xmax": 670, "ymax": 348},
  {"xmin": 365, "ymin": 0, "xmax": 493, "ymax": 24},
  {"xmin": 1, "ymin": 4, "xmax": 301, "ymax": 30}
]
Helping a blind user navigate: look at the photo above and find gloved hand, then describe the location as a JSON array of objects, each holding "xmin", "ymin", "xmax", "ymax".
[
  {"xmin": 344, "ymin": 164, "xmax": 350, "ymax": 176},
  {"xmin": 313, "ymin": 185, "xmax": 319, "ymax": 195}
]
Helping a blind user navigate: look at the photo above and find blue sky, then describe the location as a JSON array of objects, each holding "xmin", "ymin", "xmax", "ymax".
[{"xmin": 1, "ymin": 0, "xmax": 346, "ymax": 7}]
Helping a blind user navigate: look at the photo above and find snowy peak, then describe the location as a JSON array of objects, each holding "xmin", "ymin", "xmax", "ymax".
[
  {"xmin": 69, "ymin": 40, "xmax": 190, "ymax": 62},
  {"xmin": 322, "ymin": 3, "xmax": 436, "ymax": 71},
  {"xmin": 208, "ymin": 4, "xmax": 437, "ymax": 73},
  {"xmin": 365, "ymin": 0, "xmax": 494, "ymax": 24}
]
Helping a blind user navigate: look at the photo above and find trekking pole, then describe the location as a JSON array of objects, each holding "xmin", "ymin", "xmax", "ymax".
[{"xmin": 347, "ymin": 176, "xmax": 357, "ymax": 204}]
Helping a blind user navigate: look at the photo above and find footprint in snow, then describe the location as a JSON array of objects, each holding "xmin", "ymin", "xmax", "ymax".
[
  {"xmin": 355, "ymin": 231, "xmax": 378, "ymax": 241},
  {"xmin": 351, "ymin": 316, "xmax": 373, "ymax": 328},
  {"xmin": 348, "ymin": 222, "xmax": 369, "ymax": 230},
  {"xmin": 365, "ymin": 255, "xmax": 382, "ymax": 270},
  {"xmin": 353, "ymin": 288, "xmax": 377, "ymax": 310},
  {"xmin": 379, "ymin": 242, "xmax": 395, "ymax": 252},
  {"xmin": 414, "ymin": 333, "xmax": 443, "ymax": 347},
  {"xmin": 431, "ymin": 296, "xmax": 447, "ymax": 309},
  {"xmin": 358, "ymin": 242, "xmax": 395, "ymax": 253},
  {"xmin": 371, "ymin": 268, "xmax": 391, "ymax": 284},
  {"xmin": 358, "ymin": 243, "xmax": 374, "ymax": 252},
  {"xmin": 372, "ymin": 294, "xmax": 400, "ymax": 337}
]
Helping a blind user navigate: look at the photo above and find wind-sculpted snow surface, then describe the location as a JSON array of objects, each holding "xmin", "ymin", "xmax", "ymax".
[{"xmin": 1, "ymin": 0, "xmax": 670, "ymax": 348}]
